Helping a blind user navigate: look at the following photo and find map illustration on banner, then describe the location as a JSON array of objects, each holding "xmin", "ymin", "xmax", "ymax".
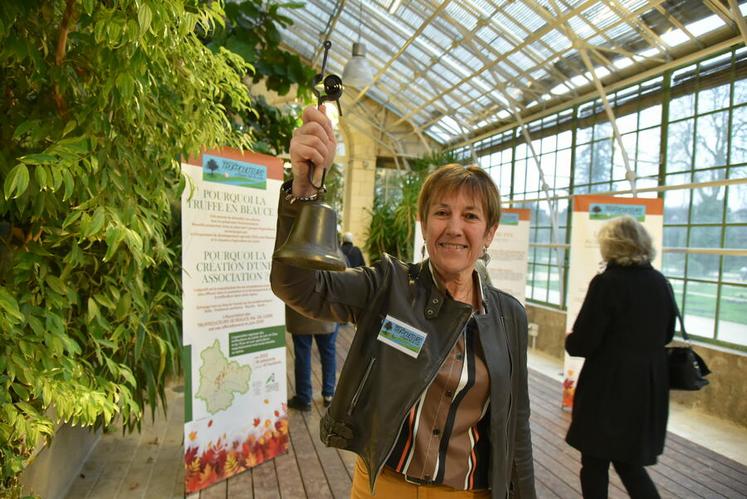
[
  {"xmin": 195, "ymin": 340, "xmax": 252, "ymax": 414},
  {"xmin": 562, "ymin": 195, "xmax": 663, "ymax": 410},
  {"xmin": 181, "ymin": 148, "xmax": 287, "ymax": 494}
]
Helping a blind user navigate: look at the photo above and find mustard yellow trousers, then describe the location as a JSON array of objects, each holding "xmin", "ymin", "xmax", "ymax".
[{"xmin": 351, "ymin": 457, "xmax": 490, "ymax": 499}]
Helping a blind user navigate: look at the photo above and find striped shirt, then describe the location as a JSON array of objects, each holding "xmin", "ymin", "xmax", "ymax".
[{"xmin": 384, "ymin": 269, "xmax": 492, "ymax": 490}]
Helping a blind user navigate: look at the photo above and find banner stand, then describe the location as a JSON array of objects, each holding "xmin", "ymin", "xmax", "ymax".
[
  {"xmin": 562, "ymin": 195, "xmax": 663, "ymax": 410},
  {"xmin": 181, "ymin": 148, "xmax": 288, "ymax": 493}
]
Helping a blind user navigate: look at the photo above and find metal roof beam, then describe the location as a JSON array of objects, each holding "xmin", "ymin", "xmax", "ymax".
[
  {"xmin": 446, "ymin": 0, "xmax": 683, "ymax": 138},
  {"xmin": 652, "ymin": 4, "xmax": 699, "ymax": 46},
  {"xmin": 458, "ymin": 0, "xmax": 671, "ymax": 129},
  {"xmin": 451, "ymin": 35, "xmax": 742, "ymax": 149},
  {"xmin": 726, "ymin": 0, "xmax": 747, "ymax": 47},
  {"xmin": 313, "ymin": 0, "xmax": 347, "ymax": 63},
  {"xmin": 321, "ymin": 3, "xmax": 454, "ymax": 113},
  {"xmin": 703, "ymin": 0, "xmax": 741, "ymax": 29},
  {"xmin": 603, "ymin": 0, "xmax": 671, "ymax": 58},
  {"xmin": 349, "ymin": 0, "xmax": 454, "ymax": 108},
  {"xmin": 420, "ymin": 10, "xmax": 557, "ymax": 122},
  {"xmin": 279, "ymin": 20, "xmax": 436, "ymax": 139},
  {"xmin": 348, "ymin": 100, "xmax": 425, "ymax": 156},
  {"xmin": 284, "ymin": 0, "xmax": 450, "ymax": 119},
  {"xmin": 343, "ymin": 115, "xmax": 414, "ymax": 159},
  {"xmin": 390, "ymin": 0, "xmax": 607, "ymax": 127},
  {"xmin": 452, "ymin": 2, "xmax": 568, "ymax": 98}
]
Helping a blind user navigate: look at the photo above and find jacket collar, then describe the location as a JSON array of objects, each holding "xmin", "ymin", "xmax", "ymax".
[
  {"xmin": 422, "ymin": 260, "xmax": 486, "ymax": 317},
  {"xmin": 605, "ymin": 261, "xmax": 653, "ymax": 270}
]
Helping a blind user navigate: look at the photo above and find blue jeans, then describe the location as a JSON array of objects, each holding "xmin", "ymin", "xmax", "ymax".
[{"xmin": 292, "ymin": 329, "xmax": 337, "ymax": 404}]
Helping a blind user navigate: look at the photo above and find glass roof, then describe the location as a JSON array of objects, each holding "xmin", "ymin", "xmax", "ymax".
[{"xmin": 277, "ymin": 0, "xmax": 747, "ymax": 146}]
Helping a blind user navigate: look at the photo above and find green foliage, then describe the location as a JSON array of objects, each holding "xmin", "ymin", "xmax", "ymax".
[
  {"xmin": 205, "ymin": 0, "xmax": 315, "ymax": 155},
  {"xmin": 365, "ymin": 198, "xmax": 397, "ymax": 263},
  {"xmin": 324, "ymin": 163, "xmax": 345, "ymax": 217},
  {"xmin": 0, "ymin": 0, "xmax": 251, "ymax": 495},
  {"xmin": 214, "ymin": 0, "xmax": 314, "ymax": 99},
  {"xmin": 246, "ymin": 95, "xmax": 302, "ymax": 156},
  {"xmin": 364, "ymin": 151, "xmax": 464, "ymax": 263}
]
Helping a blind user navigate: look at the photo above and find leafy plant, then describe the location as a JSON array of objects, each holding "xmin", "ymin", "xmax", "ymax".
[
  {"xmin": 204, "ymin": 0, "xmax": 315, "ymax": 156},
  {"xmin": 0, "ymin": 0, "xmax": 251, "ymax": 496},
  {"xmin": 214, "ymin": 0, "xmax": 314, "ymax": 99},
  {"xmin": 364, "ymin": 198, "xmax": 397, "ymax": 263},
  {"xmin": 364, "ymin": 151, "xmax": 464, "ymax": 263},
  {"xmin": 244, "ymin": 95, "xmax": 302, "ymax": 156}
]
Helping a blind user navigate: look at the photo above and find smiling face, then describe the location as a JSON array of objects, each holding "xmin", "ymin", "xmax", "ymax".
[{"xmin": 423, "ymin": 188, "xmax": 497, "ymax": 284}]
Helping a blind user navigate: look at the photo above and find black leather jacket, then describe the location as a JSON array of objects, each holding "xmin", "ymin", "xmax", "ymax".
[{"xmin": 271, "ymin": 186, "xmax": 536, "ymax": 499}]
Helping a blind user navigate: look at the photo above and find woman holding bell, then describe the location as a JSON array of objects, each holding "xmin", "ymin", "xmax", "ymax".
[{"xmin": 271, "ymin": 105, "xmax": 536, "ymax": 499}]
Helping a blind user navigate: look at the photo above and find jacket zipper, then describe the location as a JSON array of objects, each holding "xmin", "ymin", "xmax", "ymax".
[
  {"xmin": 501, "ymin": 312, "xmax": 513, "ymax": 482},
  {"xmin": 347, "ymin": 357, "xmax": 376, "ymax": 416},
  {"xmin": 372, "ymin": 311, "xmax": 473, "ymax": 490}
]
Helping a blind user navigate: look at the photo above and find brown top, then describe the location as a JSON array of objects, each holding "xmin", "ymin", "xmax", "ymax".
[{"xmin": 385, "ymin": 268, "xmax": 492, "ymax": 490}]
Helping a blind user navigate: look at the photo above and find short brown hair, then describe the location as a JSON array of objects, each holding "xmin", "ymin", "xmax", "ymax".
[
  {"xmin": 598, "ymin": 215, "xmax": 656, "ymax": 265},
  {"xmin": 417, "ymin": 164, "xmax": 501, "ymax": 232}
]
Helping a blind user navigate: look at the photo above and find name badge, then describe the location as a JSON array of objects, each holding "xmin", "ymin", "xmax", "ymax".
[{"xmin": 377, "ymin": 315, "xmax": 427, "ymax": 359}]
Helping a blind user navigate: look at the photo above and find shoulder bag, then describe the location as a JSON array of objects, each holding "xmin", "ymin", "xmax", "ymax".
[{"xmin": 666, "ymin": 284, "xmax": 711, "ymax": 391}]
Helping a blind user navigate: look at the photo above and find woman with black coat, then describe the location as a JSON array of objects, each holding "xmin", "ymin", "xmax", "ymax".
[{"xmin": 565, "ymin": 215, "xmax": 676, "ymax": 499}]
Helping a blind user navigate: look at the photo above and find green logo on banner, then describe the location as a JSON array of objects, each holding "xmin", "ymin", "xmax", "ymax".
[
  {"xmin": 229, "ymin": 325, "xmax": 285, "ymax": 356},
  {"xmin": 203, "ymin": 154, "xmax": 267, "ymax": 190},
  {"xmin": 589, "ymin": 203, "xmax": 645, "ymax": 221},
  {"xmin": 500, "ymin": 213, "xmax": 520, "ymax": 225}
]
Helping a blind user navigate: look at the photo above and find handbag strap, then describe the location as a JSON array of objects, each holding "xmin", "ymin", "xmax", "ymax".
[{"xmin": 666, "ymin": 281, "xmax": 690, "ymax": 343}]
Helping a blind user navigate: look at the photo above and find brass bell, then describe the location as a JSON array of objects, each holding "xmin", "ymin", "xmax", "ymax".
[
  {"xmin": 274, "ymin": 200, "xmax": 347, "ymax": 271},
  {"xmin": 274, "ymin": 39, "xmax": 347, "ymax": 271}
]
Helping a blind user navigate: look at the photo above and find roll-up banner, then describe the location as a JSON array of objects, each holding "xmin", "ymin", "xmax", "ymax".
[
  {"xmin": 414, "ymin": 219, "xmax": 425, "ymax": 263},
  {"xmin": 486, "ymin": 209, "xmax": 531, "ymax": 305},
  {"xmin": 562, "ymin": 195, "xmax": 663, "ymax": 410},
  {"xmin": 181, "ymin": 148, "xmax": 287, "ymax": 493}
]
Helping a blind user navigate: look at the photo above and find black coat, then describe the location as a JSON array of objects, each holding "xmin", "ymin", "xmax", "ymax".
[
  {"xmin": 565, "ymin": 262, "xmax": 676, "ymax": 465},
  {"xmin": 341, "ymin": 242, "xmax": 365, "ymax": 268}
]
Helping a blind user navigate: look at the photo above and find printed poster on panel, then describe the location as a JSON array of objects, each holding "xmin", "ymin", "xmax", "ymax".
[
  {"xmin": 414, "ymin": 219, "xmax": 425, "ymax": 263},
  {"xmin": 485, "ymin": 209, "xmax": 531, "ymax": 305},
  {"xmin": 562, "ymin": 195, "xmax": 663, "ymax": 410},
  {"xmin": 181, "ymin": 148, "xmax": 287, "ymax": 493}
]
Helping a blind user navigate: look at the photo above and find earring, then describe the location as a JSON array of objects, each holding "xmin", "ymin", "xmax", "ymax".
[
  {"xmin": 421, "ymin": 243, "xmax": 426, "ymax": 260},
  {"xmin": 481, "ymin": 245, "xmax": 490, "ymax": 264}
]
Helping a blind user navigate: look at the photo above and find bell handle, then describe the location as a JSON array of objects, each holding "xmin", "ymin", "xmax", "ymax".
[
  {"xmin": 306, "ymin": 40, "xmax": 336, "ymax": 192},
  {"xmin": 307, "ymin": 160, "xmax": 327, "ymax": 192}
]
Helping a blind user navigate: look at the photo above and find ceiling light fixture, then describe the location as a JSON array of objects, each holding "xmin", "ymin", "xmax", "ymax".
[{"xmin": 342, "ymin": 0, "xmax": 374, "ymax": 89}]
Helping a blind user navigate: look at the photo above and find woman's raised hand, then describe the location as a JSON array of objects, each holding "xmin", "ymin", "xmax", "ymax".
[{"xmin": 289, "ymin": 105, "xmax": 336, "ymax": 197}]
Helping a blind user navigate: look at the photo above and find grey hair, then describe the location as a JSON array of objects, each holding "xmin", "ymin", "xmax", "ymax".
[{"xmin": 598, "ymin": 215, "xmax": 656, "ymax": 265}]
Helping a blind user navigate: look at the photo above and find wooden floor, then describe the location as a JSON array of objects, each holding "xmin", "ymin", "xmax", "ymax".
[{"xmin": 66, "ymin": 324, "xmax": 747, "ymax": 499}]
